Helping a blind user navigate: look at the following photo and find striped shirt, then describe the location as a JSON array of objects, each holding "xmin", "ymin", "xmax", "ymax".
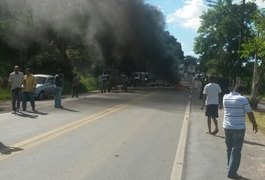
[
  {"xmin": 9, "ymin": 71, "xmax": 24, "ymax": 90},
  {"xmin": 223, "ymin": 92, "xmax": 252, "ymax": 129}
]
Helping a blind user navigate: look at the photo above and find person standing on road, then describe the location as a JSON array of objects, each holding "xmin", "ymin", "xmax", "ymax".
[
  {"xmin": 199, "ymin": 75, "xmax": 208, "ymax": 99},
  {"xmin": 72, "ymin": 73, "xmax": 79, "ymax": 98},
  {"xmin": 9, "ymin": 65, "xmax": 24, "ymax": 113},
  {"xmin": 101, "ymin": 71, "xmax": 108, "ymax": 93},
  {"xmin": 54, "ymin": 69, "xmax": 64, "ymax": 108},
  {"xmin": 121, "ymin": 73, "xmax": 128, "ymax": 92},
  {"xmin": 201, "ymin": 76, "xmax": 222, "ymax": 135},
  {"xmin": 22, "ymin": 68, "xmax": 36, "ymax": 111},
  {"xmin": 223, "ymin": 85, "xmax": 258, "ymax": 179}
]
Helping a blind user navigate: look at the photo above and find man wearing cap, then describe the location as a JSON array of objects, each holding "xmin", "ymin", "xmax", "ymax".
[
  {"xmin": 9, "ymin": 65, "xmax": 24, "ymax": 113},
  {"xmin": 22, "ymin": 68, "xmax": 37, "ymax": 111}
]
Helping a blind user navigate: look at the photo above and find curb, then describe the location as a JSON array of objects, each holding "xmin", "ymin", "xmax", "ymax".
[{"xmin": 170, "ymin": 92, "xmax": 192, "ymax": 180}]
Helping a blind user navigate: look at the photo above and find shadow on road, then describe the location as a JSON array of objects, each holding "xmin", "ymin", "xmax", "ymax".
[
  {"xmin": 237, "ymin": 176, "xmax": 252, "ymax": 180},
  {"xmin": 214, "ymin": 134, "xmax": 265, "ymax": 147},
  {"xmin": 30, "ymin": 110, "xmax": 48, "ymax": 115},
  {"xmin": 14, "ymin": 110, "xmax": 49, "ymax": 118},
  {"xmin": 57, "ymin": 107, "xmax": 79, "ymax": 112},
  {"xmin": 0, "ymin": 142, "xmax": 23, "ymax": 155},
  {"xmin": 243, "ymin": 139, "xmax": 265, "ymax": 147},
  {"xmin": 15, "ymin": 112, "xmax": 38, "ymax": 119}
]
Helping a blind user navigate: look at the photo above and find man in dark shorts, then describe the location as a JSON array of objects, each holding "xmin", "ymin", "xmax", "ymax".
[{"xmin": 201, "ymin": 76, "xmax": 222, "ymax": 135}]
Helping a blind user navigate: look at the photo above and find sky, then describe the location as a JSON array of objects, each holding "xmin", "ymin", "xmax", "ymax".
[{"xmin": 145, "ymin": 0, "xmax": 265, "ymax": 57}]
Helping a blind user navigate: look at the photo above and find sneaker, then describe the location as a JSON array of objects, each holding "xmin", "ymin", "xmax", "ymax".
[{"xmin": 211, "ymin": 129, "xmax": 219, "ymax": 135}]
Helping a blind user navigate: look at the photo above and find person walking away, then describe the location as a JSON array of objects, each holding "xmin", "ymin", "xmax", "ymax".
[
  {"xmin": 101, "ymin": 72, "xmax": 108, "ymax": 93},
  {"xmin": 223, "ymin": 85, "xmax": 258, "ymax": 179},
  {"xmin": 98, "ymin": 75, "xmax": 102, "ymax": 92},
  {"xmin": 200, "ymin": 75, "xmax": 208, "ymax": 99},
  {"xmin": 121, "ymin": 74, "xmax": 128, "ymax": 92},
  {"xmin": 72, "ymin": 73, "xmax": 79, "ymax": 98},
  {"xmin": 9, "ymin": 65, "xmax": 24, "ymax": 113},
  {"xmin": 22, "ymin": 68, "xmax": 36, "ymax": 111},
  {"xmin": 54, "ymin": 69, "xmax": 64, "ymax": 108},
  {"xmin": 201, "ymin": 76, "xmax": 222, "ymax": 135}
]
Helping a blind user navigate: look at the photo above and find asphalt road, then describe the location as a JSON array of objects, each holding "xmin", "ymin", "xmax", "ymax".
[{"xmin": 0, "ymin": 89, "xmax": 190, "ymax": 180}]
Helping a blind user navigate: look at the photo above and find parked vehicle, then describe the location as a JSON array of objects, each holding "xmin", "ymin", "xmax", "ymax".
[
  {"xmin": 107, "ymin": 73, "xmax": 128, "ymax": 92},
  {"xmin": 33, "ymin": 74, "xmax": 56, "ymax": 100}
]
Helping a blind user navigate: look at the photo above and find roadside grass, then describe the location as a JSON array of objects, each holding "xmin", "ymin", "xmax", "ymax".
[
  {"xmin": 254, "ymin": 96, "xmax": 265, "ymax": 134},
  {"xmin": 253, "ymin": 111, "xmax": 265, "ymax": 134},
  {"xmin": 245, "ymin": 95, "xmax": 265, "ymax": 134},
  {"xmin": 0, "ymin": 88, "xmax": 11, "ymax": 100},
  {"xmin": 62, "ymin": 76, "xmax": 98, "ymax": 95}
]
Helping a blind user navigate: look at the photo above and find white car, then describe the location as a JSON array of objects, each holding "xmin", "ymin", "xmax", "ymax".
[{"xmin": 33, "ymin": 74, "xmax": 56, "ymax": 100}]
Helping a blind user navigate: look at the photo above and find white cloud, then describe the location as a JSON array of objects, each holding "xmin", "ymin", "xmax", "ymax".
[
  {"xmin": 232, "ymin": 0, "xmax": 265, "ymax": 8},
  {"xmin": 166, "ymin": 0, "xmax": 207, "ymax": 30},
  {"xmin": 253, "ymin": 0, "xmax": 265, "ymax": 8},
  {"xmin": 167, "ymin": 0, "xmax": 265, "ymax": 31}
]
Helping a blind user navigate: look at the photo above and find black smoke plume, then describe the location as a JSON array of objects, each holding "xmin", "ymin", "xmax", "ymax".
[{"xmin": 1, "ymin": 0, "xmax": 183, "ymax": 82}]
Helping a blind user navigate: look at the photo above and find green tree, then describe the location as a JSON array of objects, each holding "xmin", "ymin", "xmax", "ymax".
[
  {"xmin": 194, "ymin": 0, "xmax": 257, "ymax": 78},
  {"xmin": 241, "ymin": 9, "xmax": 265, "ymax": 108}
]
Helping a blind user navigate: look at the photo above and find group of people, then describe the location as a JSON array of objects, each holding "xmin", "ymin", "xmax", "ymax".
[
  {"xmin": 9, "ymin": 66, "xmax": 36, "ymax": 113},
  {"xmin": 8, "ymin": 67, "xmax": 259, "ymax": 178},
  {"xmin": 98, "ymin": 72, "xmax": 128, "ymax": 93},
  {"xmin": 201, "ymin": 76, "xmax": 258, "ymax": 179},
  {"xmin": 8, "ymin": 65, "xmax": 80, "ymax": 113}
]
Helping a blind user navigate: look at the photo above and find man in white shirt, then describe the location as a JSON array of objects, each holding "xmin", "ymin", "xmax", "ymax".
[
  {"xmin": 201, "ymin": 76, "xmax": 222, "ymax": 135},
  {"xmin": 223, "ymin": 85, "xmax": 257, "ymax": 179},
  {"xmin": 9, "ymin": 65, "xmax": 24, "ymax": 113}
]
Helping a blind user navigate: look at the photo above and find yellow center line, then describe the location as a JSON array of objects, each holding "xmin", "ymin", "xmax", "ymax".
[{"xmin": 0, "ymin": 93, "xmax": 152, "ymax": 161}]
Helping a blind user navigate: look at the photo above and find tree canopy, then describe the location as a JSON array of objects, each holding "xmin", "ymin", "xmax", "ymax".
[
  {"xmin": 194, "ymin": 0, "xmax": 257, "ymax": 78},
  {"xmin": 196, "ymin": 0, "xmax": 265, "ymax": 107}
]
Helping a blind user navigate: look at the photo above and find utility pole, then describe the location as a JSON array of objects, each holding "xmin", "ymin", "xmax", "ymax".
[
  {"xmin": 238, "ymin": 0, "xmax": 245, "ymax": 51},
  {"xmin": 234, "ymin": 0, "xmax": 246, "ymax": 85}
]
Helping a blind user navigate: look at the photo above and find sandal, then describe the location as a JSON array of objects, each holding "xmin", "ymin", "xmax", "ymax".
[{"xmin": 211, "ymin": 129, "xmax": 219, "ymax": 135}]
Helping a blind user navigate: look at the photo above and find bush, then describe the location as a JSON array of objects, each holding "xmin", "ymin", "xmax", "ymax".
[
  {"xmin": 62, "ymin": 76, "xmax": 98, "ymax": 95},
  {"xmin": 60, "ymin": 81, "xmax": 70, "ymax": 95},
  {"xmin": 0, "ymin": 88, "xmax": 11, "ymax": 100},
  {"xmin": 79, "ymin": 76, "xmax": 98, "ymax": 92}
]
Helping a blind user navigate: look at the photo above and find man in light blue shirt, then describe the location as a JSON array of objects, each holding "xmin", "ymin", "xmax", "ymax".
[
  {"xmin": 9, "ymin": 65, "xmax": 24, "ymax": 113},
  {"xmin": 223, "ymin": 85, "xmax": 258, "ymax": 179}
]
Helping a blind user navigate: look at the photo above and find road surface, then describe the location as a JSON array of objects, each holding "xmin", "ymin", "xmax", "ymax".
[{"xmin": 0, "ymin": 89, "xmax": 190, "ymax": 180}]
